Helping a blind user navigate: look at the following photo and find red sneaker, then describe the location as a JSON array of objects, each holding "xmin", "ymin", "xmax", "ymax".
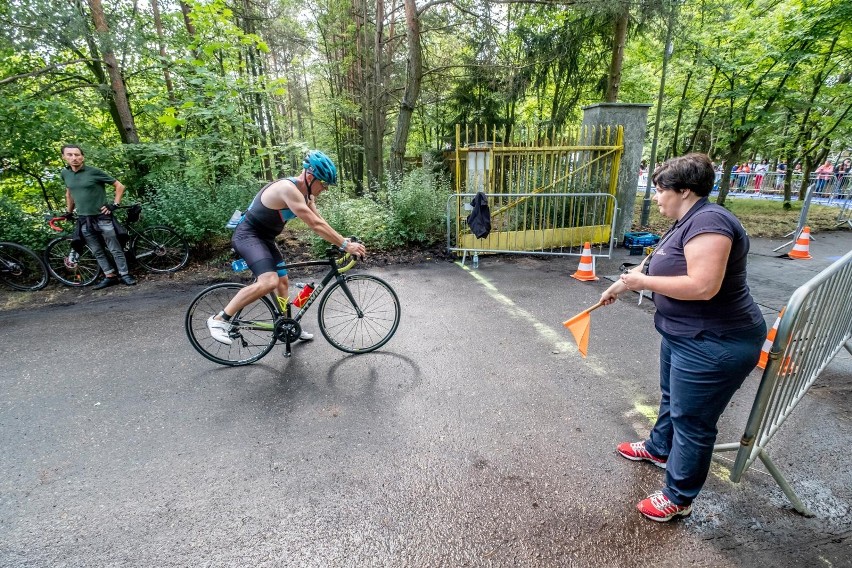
[
  {"xmin": 616, "ymin": 441, "xmax": 667, "ymax": 469},
  {"xmin": 637, "ymin": 491, "xmax": 693, "ymax": 522}
]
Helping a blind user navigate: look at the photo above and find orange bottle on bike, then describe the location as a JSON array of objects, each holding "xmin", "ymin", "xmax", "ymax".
[{"xmin": 293, "ymin": 282, "xmax": 314, "ymax": 308}]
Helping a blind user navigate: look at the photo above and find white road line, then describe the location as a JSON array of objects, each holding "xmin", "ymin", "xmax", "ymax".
[{"xmin": 456, "ymin": 262, "xmax": 607, "ymax": 376}]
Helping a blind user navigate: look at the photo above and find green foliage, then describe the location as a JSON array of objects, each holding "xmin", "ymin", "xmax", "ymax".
[
  {"xmin": 2, "ymin": 0, "xmax": 848, "ymax": 245},
  {"xmin": 0, "ymin": 196, "xmax": 51, "ymax": 249},
  {"xmin": 380, "ymin": 168, "xmax": 452, "ymax": 244},
  {"xmin": 307, "ymin": 167, "xmax": 451, "ymax": 253},
  {"xmin": 141, "ymin": 174, "xmax": 257, "ymax": 244},
  {"xmin": 629, "ymin": 0, "xmax": 852, "ymax": 169},
  {"xmin": 309, "ymin": 187, "xmax": 389, "ymax": 254}
]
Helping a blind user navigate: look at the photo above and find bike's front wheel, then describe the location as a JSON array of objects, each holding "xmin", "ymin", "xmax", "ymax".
[
  {"xmin": 0, "ymin": 242, "xmax": 49, "ymax": 291},
  {"xmin": 185, "ymin": 283, "xmax": 278, "ymax": 366},
  {"xmin": 44, "ymin": 237, "xmax": 101, "ymax": 287},
  {"xmin": 317, "ymin": 274, "xmax": 400, "ymax": 354},
  {"xmin": 131, "ymin": 225, "xmax": 189, "ymax": 273}
]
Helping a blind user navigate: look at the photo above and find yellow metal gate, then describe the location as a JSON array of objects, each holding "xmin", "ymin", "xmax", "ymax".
[{"xmin": 449, "ymin": 124, "xmax": 624, "ymax": 257}]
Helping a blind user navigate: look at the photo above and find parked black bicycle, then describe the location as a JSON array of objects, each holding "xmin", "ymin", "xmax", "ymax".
[
  {"xmin": 44, "ymin": 204, "xmax": 190, "ymax": 286},
  {"xmin": 185, "ymin": 242, "xmax": 401, "ymax": 366},
  {"xmin": 0, "ymin": 241, "xmax": 49, "ymax": 291}
]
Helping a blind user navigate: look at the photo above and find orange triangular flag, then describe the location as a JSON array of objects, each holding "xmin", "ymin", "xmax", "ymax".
[
  {"xmin": 563, "ymin": 301, "xmax": 603, "ymax": 358},
  {"xmin": 564, "ymin": 312, "xmax": 592, "ymax": 357}
]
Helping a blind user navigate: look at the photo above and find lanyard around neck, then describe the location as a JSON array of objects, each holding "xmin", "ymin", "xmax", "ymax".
[{"xmin": 645, "ymin": 198, "xmax": 709, "ymax": 271}]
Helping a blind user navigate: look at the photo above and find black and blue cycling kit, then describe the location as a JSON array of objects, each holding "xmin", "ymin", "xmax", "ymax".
[{"xmin": 232, "ymin": 178, "xmax": 304, "ymax": 277}]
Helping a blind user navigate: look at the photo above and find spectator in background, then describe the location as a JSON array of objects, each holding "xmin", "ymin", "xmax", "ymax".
[
  {"xmin": 791, "ymin": 163, "xmax": 804, "ymax": 193},
  {"xmin": 754, "ymin": 159, "xmax": 768, "ymax": 191},
  {"xmin": 737, "ymin": 162, "xmax": 750, "ymax": 189},
  {"xmin": 60, "ymin": 144, "xmax": 137, "ymax": 289},
  {"xmin": 815, "ymin": 160, "xmax": 834, "ymax": 196},
  {"xmin": 834, "ymin": 159, "xmax": 851, "ymax": 198},
  {"xmin": 775, "ymin": 161, "xmax": 787, "ymax": 190}
]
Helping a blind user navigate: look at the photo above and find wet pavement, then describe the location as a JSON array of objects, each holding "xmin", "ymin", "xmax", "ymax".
[{"xmin": 1, "ymin": 231, "xmax": 850, "ymax": 567}]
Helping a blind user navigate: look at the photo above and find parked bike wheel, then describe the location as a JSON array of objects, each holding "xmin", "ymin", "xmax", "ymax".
[
  {"xmin": 185, "ymin": 283, "xmax": 278, "ymax": 366},
  {"xmin": 132, "ymin": 226, "xmax": 189, "ymax": 273},
  {"xmin": 0, "ymin": 242, "xmax": 49, "ymax": 291},
  {"xmin": 44, "ymin": 237, "xmax": 101, "ymax": 287},
  {"xmin": 317, "ymin": 274, "xmax": 400, "ymax": 354}
]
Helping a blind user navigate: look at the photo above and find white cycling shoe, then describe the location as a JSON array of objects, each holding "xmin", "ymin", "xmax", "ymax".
[
  {"xmin": 299, "ymin": 330, "xmax": 314, "ymax": 341},
  {"xmin": 207, "ymin": 316, "xmax": 233, "ymax": 345}
]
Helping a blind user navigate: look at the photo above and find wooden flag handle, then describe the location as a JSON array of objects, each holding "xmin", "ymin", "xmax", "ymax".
[
  {"xmin": 563, "ymin": 300, "xmax": 604, "ymax": 329},
  {"xmin": 583, "ymin": 300, "xmax": 604, "ymax": 315}
]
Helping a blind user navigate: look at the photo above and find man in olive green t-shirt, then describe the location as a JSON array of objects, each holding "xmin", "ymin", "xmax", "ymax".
[{"xmin": 61, "ymin": 144, "xmax": 137, "ymax": 288}]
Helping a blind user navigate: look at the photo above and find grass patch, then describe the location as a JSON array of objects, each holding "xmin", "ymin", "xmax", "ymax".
[{"xmin": 632, "ymin": 197, "xmax": 844, "ymax": 238}]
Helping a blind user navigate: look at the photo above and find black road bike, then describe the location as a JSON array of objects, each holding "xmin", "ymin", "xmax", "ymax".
[
  {"xmin": 0, "ymin": 241, "xmax": 49, "ymax": 291},
  {"xmin": 185, "ymin": 244, "xmax": 401, "ymax": 366},
  {"xmin": 44, "ymin": 205, "xmax": 190, "ymax": 286}
]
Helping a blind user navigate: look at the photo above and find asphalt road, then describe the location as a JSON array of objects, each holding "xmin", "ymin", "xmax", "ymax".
[{"xmin": 1, "ymin": 234, "xmax": 851, "ymax": 567}]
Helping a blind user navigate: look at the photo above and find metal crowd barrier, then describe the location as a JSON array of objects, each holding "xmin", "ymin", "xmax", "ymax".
[
  {"xmin": 714, "ymin": 249, "xmax": 852, "ymax": 516},
  {"xmin": 772, "ymin": 185, "xmax": 815, "ymax": 253},
  {"xmin": 718, "ymin": 171, "xmax": 793, "ymax": 195},
  {"xmin": 715, "ymin": 172, "xmax": 852, "ymax": 205},
  {"xmin": 447, "ymin": 192, "xmax": 618, "ymax": 264},
  {"xmin": 836, "ymin": 195, "xmax": 852, "ymax": 229}
]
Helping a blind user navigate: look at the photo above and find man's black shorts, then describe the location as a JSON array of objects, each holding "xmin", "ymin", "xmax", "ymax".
[{"xmin": 232, "ymin": 223, "xmax": 287, "ymax": 277}]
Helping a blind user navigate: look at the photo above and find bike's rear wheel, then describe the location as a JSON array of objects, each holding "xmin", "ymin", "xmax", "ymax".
[
  {"xmin": 44, "ymin": 237, "xmax": 101, "ymax": 287},
  {"xmin": 317, "ymin": 274, "xmax": 400, "ymax": 354},
  {"xmin": 185, "ymin": 283, "xmax": 278, "ymax": 366},
  {"xmin": 0, "ymin": 242, "xmax": 49, "ymax": 291},
  {"xmin": 132, "ymin": 225, "xmax": 189, "ymax": 273}
]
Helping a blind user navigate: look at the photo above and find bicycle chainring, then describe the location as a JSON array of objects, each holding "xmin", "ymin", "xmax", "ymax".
[{"xmin": 274, "ymin": 318, "xmax": 302, "ymax": 343}]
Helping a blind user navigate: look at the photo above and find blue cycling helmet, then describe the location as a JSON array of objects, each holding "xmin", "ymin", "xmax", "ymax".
[{"xmin": 303, "ymin": 150, "xmax": 338, "ymax": 185}]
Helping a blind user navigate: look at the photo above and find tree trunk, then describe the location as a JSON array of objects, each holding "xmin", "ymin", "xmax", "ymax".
[
  {"xmin": 360, "ymin": 0, "xmax": 381, "ymax": 187},
  {"xmin": 671, "ymin": 69, "xmax": 693, "ymax": 156},
  {"xmin": 684, "ymin": 66, "xmax": 719, "ymax": 154},
  {"xmin": 180, "ymin": 1, "xmax": 197, "ymax": 37},
  {"xmin": 371, "ymin": 0, "xmax": 387, "ymax": 182},
  {"xmin": 150, "ymin": 0, "xmax": 175, "ymax": 105},
  {"xmin": 717, "ymin": 138, "xmax": 746, "ymax": 206},
  {"xmin": 782, "ymin": 151, "xmax": 794, "ymax": 206},
  {"xmin": 87, "ymin": 0, "xmax": 140, "ymax": 145},
  {"xmin": 801, "ymin": 149, "xmax": 829, "ymax": 200},
  {"xmin": 389, "ymin": 0, "xmax": 422, "ymax": 176},
  {"xmin": 605, "ymin": 4, "xmax": 628, "ymax": 103}
]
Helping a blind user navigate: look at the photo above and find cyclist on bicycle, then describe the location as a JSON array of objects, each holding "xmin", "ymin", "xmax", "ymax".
[{"xmin": 207, "ymin": 150, "xmax": 367, "ymax": 345}]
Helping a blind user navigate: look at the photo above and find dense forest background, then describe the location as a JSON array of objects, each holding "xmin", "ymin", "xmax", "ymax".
[{"xmin": 1, "ymin": 0, "xmax": 850, "ymax": 249}]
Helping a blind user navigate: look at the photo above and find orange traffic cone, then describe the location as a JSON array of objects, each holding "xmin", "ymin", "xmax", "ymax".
[
  {"xmin": 756, "ymin": 307, "xmax": 794, "ymax": 374},
  {"xmin": 571, "ymin": 242, "xmax": 599, "ymax": 281},
  {"xmin": 757, "ymin": 308, "xmax": 784, "ymax": 370},
  {"xmin": 788, "ymin": 226, "xmax": 812, "ymax": 260}
]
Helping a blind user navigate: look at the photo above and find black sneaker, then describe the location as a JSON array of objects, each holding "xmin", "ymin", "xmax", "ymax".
[
  {"xmin": 93, "ymin": 276, "xmax": 119, "ymax": 290},
  {"xmin": 120, "ymin": 274, "xmax": 137, "ymax": 286}
]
